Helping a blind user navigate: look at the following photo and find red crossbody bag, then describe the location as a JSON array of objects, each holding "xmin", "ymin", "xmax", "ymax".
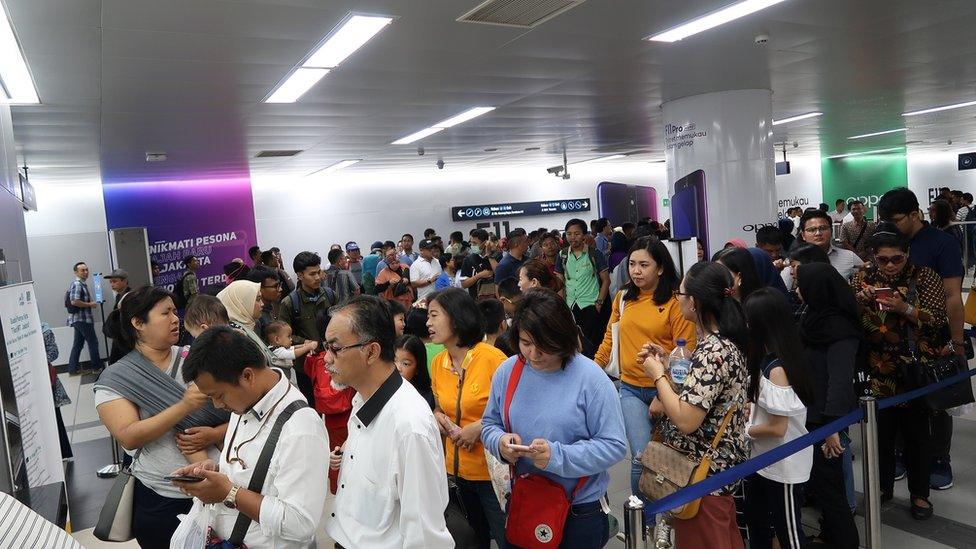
[{"xmin": 503, "ymin": 357, "xmax": 587, "ymax": 548}]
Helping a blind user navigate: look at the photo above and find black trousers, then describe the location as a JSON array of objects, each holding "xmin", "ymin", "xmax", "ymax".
[
  {"xmin": 744, "ymin": 474, "xmax": 806, "ymax": 549},
  {"xmin": 806, "ymin": 423, "xmax": 858, "ymax": 549},
  {"xmin": 931, "ymin": 410, "xmax": 952, "ymax": 458},
  {"xmin": 571, "ymin": 304, "xmax": 599, "ymax": 358},
  {"xmin": 878, "ymin": 406, "xmax": 932, "ymax": 498},
  {"xmin": 132, "ymin": 478, "xmax": 193, "ymax": 549}
]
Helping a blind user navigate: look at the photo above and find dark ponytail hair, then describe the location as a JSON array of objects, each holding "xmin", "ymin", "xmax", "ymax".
[
  {"xmin": 683, "ymin": 261, "xmax": 748, "ymax": 353},
  {"xmin": 742, "ymin": 288, "xmax": 814, "ymax": 405},
  {"xmin": 711, "ymin": 247, "xmax": 760, "ymax": 301},
  {"xmin": 623, "ymin": 236, "xmax": 680, "ymax": 306}
]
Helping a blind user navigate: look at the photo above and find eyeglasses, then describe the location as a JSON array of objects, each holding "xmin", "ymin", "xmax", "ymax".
[
  {"xmin": 803, "ymin": 225, "xmax": 831, "ymax": 234},
  {"xmin": 261, "ymin": 282, "xmax": 281, "ymax": 289},
  {"xmin": 672, "ymin": 290, "xmax": 689, "ymax": 298},
  {"xmin": 324, "ymin": 340, "xmax": 373, "ymax": 355},
  {"xmin": 874, "ymin": 255, "xmax": 906, "ymax": 266}
]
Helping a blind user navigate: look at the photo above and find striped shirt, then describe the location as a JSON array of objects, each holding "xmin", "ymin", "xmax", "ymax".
[
  {"xmin": 67, "ymin": 278, "xmax": 93, "ymax": 326},
  {"xmin": 0, "ymin": 491, "xmax": 83, "ymax": 548}
]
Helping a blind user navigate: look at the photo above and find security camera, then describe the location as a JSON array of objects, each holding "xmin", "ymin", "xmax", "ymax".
[
  {"xmin": 547, "ymin": 165, "xmax": 564, "ymax": 176},
  {"xmin": 755, "ymin": 34, "xmax": 769, "ymax": 45},
  {"xmin": 417, "ymin": 146, "xmax": 425, "ymax": 156},
  {"xmin": 561, "ymin": 171, "xmax": 571, "ymax": 180},
  {"xmin": 793, "ymin": 141, "xmax": 799, "ymax": 148},
  {"xmin": 436, "ymin": 159, "xmax": 445, "ymax": 170},
  {"xmin": 947, "ymin": 139, "xmax": 953, "ymax": 146}
]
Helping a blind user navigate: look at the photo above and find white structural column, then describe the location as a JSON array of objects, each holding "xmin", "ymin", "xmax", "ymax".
[{"xmin": 662, "ymin": 89, "xmax": 776, "ymax": 257}]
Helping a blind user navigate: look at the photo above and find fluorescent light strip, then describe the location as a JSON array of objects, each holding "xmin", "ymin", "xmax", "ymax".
[
  {"xmin": 574, "ymin": 154, "xmax": 627, "ymax": 165},
  {"xmin": 391, "ymin": 106, "xmax": 495, "ymax": 144},
  {"xmin": 304, "ymin": 15, "xmax": 393, "ymax": 69},
  {"xmin": 0, "ymin": 4, "xmax": 38, "ymax": 104},
  {"xmin": 308, "ymin": 159, "xmax": 362, "ymax": 176},
  {"xmin": 266, "ymin": 68, "xmax": 329, "ymax": 103},
  {"xmin": 902, "ymin": 100, "xmax": 976, "ymax": 117},
  {"xmin": 392, "ymin": 127, "xmax": 445, "ymax": 145},
  {"xmin": 772, "ymin": 112, "xmax": 822, "ymax": 126},
  {"xmin": 847, "ymin": 128, "xmax": 906, "ymax": 140},
  {"xmin": 647, "ymin": 0, "xmax": 790, "ymax": 42},
  {"xmin": 826, "ymin": 147, "xmax": 904, "ymax": 160}
]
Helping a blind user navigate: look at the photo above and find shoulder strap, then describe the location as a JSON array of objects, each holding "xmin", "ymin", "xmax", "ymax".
[
  {"xmin": 709, "ymin": 406, "xmax": 737, "ymax": 451},
  {"xmin": 905, "ymin": 277, "xmax": 919, "ymax": 357},
  {"xmin": 169, "ymin": 347, "xmax": 187, "ymax": 379},
  {"xmin": 618, "ymin": 290, "xmax": 626, "ymax": 315},
  {"xmin": 290, "ymin": 290, "xmax": 301, "ymax": 317},
  {"xmin": 229, "ymin": 400, "xmax": 307, "ymax": 545},
  {"xmin": 762, "ymin": 358, "xmax": 782, "ymax": 378},
  {"xmin": 452, "ymin": 367, "xmax": 467, "ymax": 477},
  {"xmin": 502, "ymin": 358, "xmax": 525, "ymax": 432}
]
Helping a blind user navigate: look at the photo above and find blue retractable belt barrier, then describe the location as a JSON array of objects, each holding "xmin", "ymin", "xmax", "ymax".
[{"xmin": 643, "ymin": 366, "xmax": 976, "ymax": 516}]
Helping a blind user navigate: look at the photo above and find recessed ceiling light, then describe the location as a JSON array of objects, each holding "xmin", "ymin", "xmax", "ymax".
[
  {"xmin": 484, "ymin": 148, "xmax": 499, "ymax": 152},
  {"xmin": 902, "ymin": 100, "xmax": 976, "ymax": 117},
  {"xmin": 308, "ymin": 159, "xmax": 362, "ymax": 176},
  {"xmin": 265, "ymin": 68, "xmax": 329, "ymax": 103},
  {"xmin": 825, "ymin": 147, "xmax": 904, "ymax": 159},
  {"xmin": 264, "ymin": 13, "xmax": 393, "ymax": 103},
  {"xmin": 847, "ymin": 128, "xmax": 907, "ymax": 140},
  {"xmin": 649, "ymin": 159, "xmax": 666, "ymax": 163},
  {"xmin": 573, "ymin": 154, "xmax": 627, "ymax": 165},
  {"xmin": 391, "ymin": 106, "xmax": 495, "ymax": 145},
  {"xmin": 524, "ymin": 147, "xmax": 541, "ymax": 151},
  {"xmin": 0, "ymin": 3, "xmax": 38, "ymax": 104},
  {"xmin": 772, "ymin": 112, "xmax": 822, "ymax": 126},
  {"xmin": 304, "ymin": 15, "xmax": 394, "ymax": 69},
  {"xmin": 646, "ymin": 0, "xmax": 790, "ymax": 43}
]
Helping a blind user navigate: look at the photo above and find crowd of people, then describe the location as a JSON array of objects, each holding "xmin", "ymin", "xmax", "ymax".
[{"xmin": 75, "ymin": 185, "xmax": 971, "ymax": 548}]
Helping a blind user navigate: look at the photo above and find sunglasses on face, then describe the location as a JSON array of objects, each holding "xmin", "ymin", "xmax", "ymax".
[{"xmin": 875, "ymin": 255, "xmax": 906, "ymax": 266}]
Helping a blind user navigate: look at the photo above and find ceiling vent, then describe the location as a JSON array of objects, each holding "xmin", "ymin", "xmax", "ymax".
[
  {"xmin": 457, "ymin": 0, "xmax": 587, "ymax": 28},
  {"xmin": 255, "ymin": 149, "xmax": 303, "ymax": 158}
]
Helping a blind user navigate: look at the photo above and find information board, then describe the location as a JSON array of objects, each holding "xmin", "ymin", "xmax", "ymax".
[{"xmin": 451, "ymin": 198, "xmax": 591, "ymax": 222}]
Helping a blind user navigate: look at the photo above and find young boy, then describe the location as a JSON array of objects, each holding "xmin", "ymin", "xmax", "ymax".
[{"xmin": 264, "ymin": 320, "xmax": 317, "ymax": 369}]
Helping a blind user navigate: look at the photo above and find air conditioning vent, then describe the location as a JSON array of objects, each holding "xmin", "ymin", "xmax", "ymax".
[
  {"xmin": 458, "ymin": 0, "xmax": 586, "ymax": 28},
  {"xmin": 255, "ymin": 150, "xmax": 303, "ymax": 158}
]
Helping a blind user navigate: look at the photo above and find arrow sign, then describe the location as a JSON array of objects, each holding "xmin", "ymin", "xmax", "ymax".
[{"xmin": 451, "ymin": 198, "xmax": 591, "ymax": 222}]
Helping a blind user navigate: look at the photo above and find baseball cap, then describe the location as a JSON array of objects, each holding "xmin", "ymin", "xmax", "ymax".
[
  {"xmin": 105, "ymin": 268, "xmax": 129, "ymax": 280},
  {"xmin": 419, "ymin": 239, "xmax": 434, "ymax": 250},
  {"xmin": 370, "ymin": 241, "xmax": 384, "ymax": 251},
  {"xmin": 346, "ymin": 241, "xmax": 360, "ymax": 252}
]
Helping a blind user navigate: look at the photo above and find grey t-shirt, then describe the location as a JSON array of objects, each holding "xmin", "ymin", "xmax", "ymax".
[{"xmin": 93, "ymin": 346, "xmax": 219, "ymax": 499}]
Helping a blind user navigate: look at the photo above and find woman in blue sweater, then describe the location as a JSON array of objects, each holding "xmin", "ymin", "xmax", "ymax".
[{"xmin": 482, "ymin": 289, "xmax": 627, "ymax": 548}]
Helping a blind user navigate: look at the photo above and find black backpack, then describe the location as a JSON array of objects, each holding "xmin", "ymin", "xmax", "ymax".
[
  {"xmin": 172, "ymin": 272, "xmax": 190, "ymax": 309},
  {"xmin": 286, "ymin": 287, "xmax": 337, "ymax": 332},
  {"xmin": 64, "ymin": 289, "xmax": 80, "ymax": 314}
]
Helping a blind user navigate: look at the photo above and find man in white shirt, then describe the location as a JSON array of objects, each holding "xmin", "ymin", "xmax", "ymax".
[
  {"xmin": 410, "ymin": 239, "xmax": 443, "ymax": 302},
  {"xmin": 830, "ymin": 199, "xmax": 848, "ymax": 225},
  {"xmin": 172, "ymin": 327, "xmax": 330, "ymax": 549},
  {"xmin": 324, "ymin": 296, "xmax": 453, "ymax": 549},
  {"xmin": 792, "ymin": 210, "xmax": 864, "ymax": 286}
]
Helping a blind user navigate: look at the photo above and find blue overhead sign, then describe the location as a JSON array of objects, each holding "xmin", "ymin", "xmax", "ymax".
[{"xmin": 452, "ymin": 198, "xmax": 591, "ymax": 222}]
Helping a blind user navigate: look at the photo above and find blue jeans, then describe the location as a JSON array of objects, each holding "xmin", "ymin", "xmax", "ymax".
[
  {"xmin": 455, "ymin": 477, "xmax": 507, "ymax": 548},
  {"xmin": 560, "ymin": 500, "xmax": 611, "ymax": 548},
  {"xmin": 619, "ymin": 383, "xmax": 656, "ymax": 511},
  {"xmin": 68, "ymin": 321, "xmax": 103, "ymax": 374}
]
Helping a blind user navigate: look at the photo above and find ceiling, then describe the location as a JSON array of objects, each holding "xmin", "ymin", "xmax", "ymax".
[{"xmin": 7, "ymin": 0, "xmax": 976, "ymax": 184}]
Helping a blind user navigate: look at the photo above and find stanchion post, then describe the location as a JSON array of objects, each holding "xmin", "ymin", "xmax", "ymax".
[
  {"xmin": 859, "ymin": 396, "xmax": 882, "ymax": 549},
  {"xmin": 95, "ymin": 437, "xmax": 122, "ymax": 479},
  {"xmin": 623, "ymin": 496, "xmax": 647, "ymax": 549}
]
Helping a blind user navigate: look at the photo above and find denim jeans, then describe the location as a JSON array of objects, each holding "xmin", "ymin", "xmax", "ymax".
[
  {"xmin": 619, "ymin": 382, "xmax": 656, "ymax": 521},
  {"xmin": 455, "ymin": 477, "xmax": 507, "ymax": 548},
  {"xmin": 560, "ymin": 500, "xmax": 610, "ymax": 548},
  {"xmin": 68, "ymin": 321, "xmax": 103, "ymax": 373}
]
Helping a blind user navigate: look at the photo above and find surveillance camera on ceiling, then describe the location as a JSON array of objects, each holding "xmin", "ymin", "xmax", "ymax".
[
  {"xmin": 793, "ymin": 141, "xmax": 799, "ymax": 148},
  {"xmin": 547, "ymin": 165, "xmax": 564, "ymax": 176},
  {"xmin": 561, "ymin": 171, "xmax": 571, "ymax": 180},
  {"xmin": 417, "ymin": 146, "xmax": 425, "ymax": 156},
  {"xmin": 754, "ymin": 34, "xmax": 769, "ymax": 45},
  {"xmin": 436, "ymin": 159, "xmax": 445, "ymax": 170}
]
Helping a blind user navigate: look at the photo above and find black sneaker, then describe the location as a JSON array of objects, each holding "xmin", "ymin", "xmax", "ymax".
[
  {"xmin": 894, "ymin": 448, "xmax": 906, "ymax": 481},
  {"xmin": 930, "ymin": 456, "xmax": 953, "ymax": 490}
]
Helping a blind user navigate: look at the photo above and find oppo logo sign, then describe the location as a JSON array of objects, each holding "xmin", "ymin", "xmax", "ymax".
[
  {"xmin": 846, "ymin": 194, "xmax": 881, "ymax": 208},
  {"xmin": 742, "ymin": 222, "xmax": 777, "ymax": 233}
]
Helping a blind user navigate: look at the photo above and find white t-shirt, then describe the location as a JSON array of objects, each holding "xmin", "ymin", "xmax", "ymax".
[
  {"xmin": 830, "ymin": 210, "xmax": 847, "ymax": 224},
  {"xmin": 93, "ymin": 346, "xmax": 219, "ymax": 499},
  {"xmin": 410, "ymin": 257, "xmax": 442, "ymax": 301},
  {"xmin": 271, "ymin": 346, "xmax": 297, "ymax": 369},
  {"xmin": 747, "ymin": 368, "xmax": 811, "ymax": 485}
]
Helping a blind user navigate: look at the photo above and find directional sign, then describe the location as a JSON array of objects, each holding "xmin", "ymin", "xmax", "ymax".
[{"xmin": 451, "ymin": 198, "xmax": 592, "ymax": 222}]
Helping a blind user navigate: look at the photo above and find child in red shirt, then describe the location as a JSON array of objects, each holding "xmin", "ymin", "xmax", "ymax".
[{"xmin": 304, "ymin": 350, "xmax": 355, "ymax": 494}]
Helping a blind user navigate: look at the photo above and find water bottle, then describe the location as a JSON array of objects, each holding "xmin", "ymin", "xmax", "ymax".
[{"xmin": 669, "ymin": 339, "xmax": 691, "ymax": 386}]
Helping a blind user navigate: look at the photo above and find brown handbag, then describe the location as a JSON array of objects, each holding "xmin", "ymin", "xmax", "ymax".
[{"xmin": 638, "ymin": 406, "xmax": 736, "ymax": 520}]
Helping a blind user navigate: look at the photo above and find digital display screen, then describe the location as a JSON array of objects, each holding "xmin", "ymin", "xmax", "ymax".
[{"xmin": 670, "ymin": 186, "xmax": 698, "ymax": 239}]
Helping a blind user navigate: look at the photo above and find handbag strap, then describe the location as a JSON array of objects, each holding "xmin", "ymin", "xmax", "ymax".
[
  {"xmin": 905, "ymin": 277, "xmax": 920, "ymax": 358},
  {"xmin": 452, "ymin": 364, "xmax": 468, "ymax": 478},
  {"xmin": 229, "ymin": 400, "xmax": 307, "ymax": 545},
  {"xmin": 708, "ymin": 405, "xmax": 737, "ymax": 453},
  {"xmin": 851, "ymin": 219, "xmax": 869, "ymax": 250}
]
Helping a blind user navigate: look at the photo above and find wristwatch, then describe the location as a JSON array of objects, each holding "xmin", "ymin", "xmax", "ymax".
[{"xmin": 223, "ymin": 485, "xmax": 242, "ymax": 509}]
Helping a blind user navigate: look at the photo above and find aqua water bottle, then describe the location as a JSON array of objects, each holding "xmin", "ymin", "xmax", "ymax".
[{"xmin": 669, "ymin": 339, "xmax": 691, "ymax": 386}]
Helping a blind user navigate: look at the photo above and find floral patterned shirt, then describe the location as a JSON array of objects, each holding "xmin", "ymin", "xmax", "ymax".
[
  {"xmin": 662, "ymin": 332, "xmax": 748, "ymax": 494},
  {"xmin": 850, "ymin": 264, "xmax": 947, "ymax": 398}
]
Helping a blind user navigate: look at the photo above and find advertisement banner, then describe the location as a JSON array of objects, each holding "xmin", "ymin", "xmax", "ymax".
[
  {"xmin": 821, "ymin": 153, "xmax": 907, "ymax": 218},
  {"xmin": 102, "ymin": 176, "xmax": 258, "ymax": 292}
]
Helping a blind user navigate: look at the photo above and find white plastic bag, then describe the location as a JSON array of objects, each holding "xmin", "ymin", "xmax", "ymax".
[
  {"xmin": 948, "ymin": 402, "xmax": 975, "ymax": 417},
  {"xmin": 170, "ymin": 499, "xmax": 214, "ymax": 549}
]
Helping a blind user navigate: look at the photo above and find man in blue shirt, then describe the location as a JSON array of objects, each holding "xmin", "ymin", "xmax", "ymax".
[
  {"xmin": 594, "ymin": 218, "xmax": 612, "ymax": 259},
  {"xmin": 879, "ymin": 187, "xmax": 965, "ymax": 491},
  {"xmin": 494, "ymin": 228, "xmax": 528, "ymax": 283},
  {"xmin": 399, "ymin": 233, "xmax": 418, "ymax": 266}
]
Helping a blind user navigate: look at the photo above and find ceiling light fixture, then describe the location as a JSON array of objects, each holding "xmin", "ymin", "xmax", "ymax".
[
  {"xmin": 308, "ymin": 159, "xmax": 362, "ymax": 176},
  {"xmin": 646, "ymin": 0, "xmax": 790, "ymax": 43},
  {"xmin": 847, "ymin": 128, "xmax": 907, "ymax": 140},
  {"xmin": 0, "ymin": 3, "xmax": 38, "ymax": 104},
  {"xmin": 266, "ymin": 68, "xmax": 330, "ymax": 103},
  {"xmin": 391, "ymin": 106, "xmax": 495, "ymax": 145},
  {"xmin": 573, "ymin": 154, "xmax": 627, "ymax": 165},
  {"xmin": 902, "ymin": 100, "xmax": 976, "ymax": 117},
  {"xmin": 264, "ymin": 14, "xmax": 393, "ymax": 104},
  {"xmin": 825, "ymin": 147, "xmax": 904, "ymax": 160},
  {"xmin": 772, "ymin": 112, "xmax": 822, "ymax": 125}
]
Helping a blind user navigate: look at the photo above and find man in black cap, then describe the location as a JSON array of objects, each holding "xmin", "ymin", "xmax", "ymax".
[{"xmin": 105, "ymin": 269, "xmax": 132, "ymax": 364}]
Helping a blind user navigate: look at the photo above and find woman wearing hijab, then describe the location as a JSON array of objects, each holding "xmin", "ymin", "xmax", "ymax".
[
  {"xmin": 795, "ymin": 263, "xmax": 860, "ymax": 548},
  {"xmin": 216, "ymin": 280, "xmax": 275, "ymax": 365},
  {"xmin": 747, "ymin": 248, "xmax": 789, "ymax": 295}
]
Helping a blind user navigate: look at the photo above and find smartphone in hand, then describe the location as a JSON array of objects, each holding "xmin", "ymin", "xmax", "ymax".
[
  {"xmin": 875, "ymin": 287, "xmax": 893, "ymax": 310},
  {"xmin": 508, "ymin": 444, "xmax": 534, "ymax": 452},
  {"xmin": 165, "ymin": 475, "xmax": 204, "ymax": 483}
]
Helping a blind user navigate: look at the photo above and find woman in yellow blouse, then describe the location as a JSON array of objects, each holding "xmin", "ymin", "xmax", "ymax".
[
  {"xmin": 594, "ymin": 236, "xmax": 696, "ymax": 511},
  {"xmin": 427, "ymin": 287, "xmax": 508, "ymax": 548}
]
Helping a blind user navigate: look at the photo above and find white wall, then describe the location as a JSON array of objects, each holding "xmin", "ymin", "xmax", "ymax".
[
  {"xmin": 908, "ymin": 152, "xmax": 976, "ymax": 204},
  {"xmin": 774, "ymin": 155, "xmax": 823, "ymax": 218},
  {"xmin": 24, "ymin": 180, "xmax": 111, "ymax": 365},
  {"xmin": 252, "ymin": 162, "xmax": 670, "ymax": 269}
]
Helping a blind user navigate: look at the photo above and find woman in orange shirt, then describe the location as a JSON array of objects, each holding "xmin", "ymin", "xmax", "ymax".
[
  {"xmin": 594, "ymin": 236, "xmax": 696, "ymax": 517},
  {"xmin": 427, "ymin": 288, "xmax": 507, "ymax": 548}
]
